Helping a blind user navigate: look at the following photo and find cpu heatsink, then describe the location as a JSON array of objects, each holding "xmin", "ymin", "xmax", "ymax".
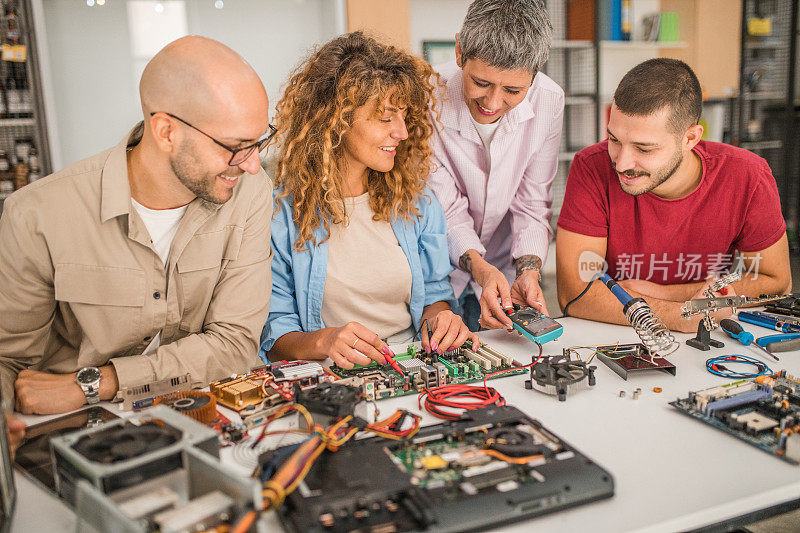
[{"xmin": 525, "ymin": 356, "xmax": 596, "ymax": 402}]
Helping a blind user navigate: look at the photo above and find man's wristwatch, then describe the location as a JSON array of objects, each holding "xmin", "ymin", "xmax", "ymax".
[{"xmin": 75, "ymin": 367, "xmax": 102, "ymax": 405}]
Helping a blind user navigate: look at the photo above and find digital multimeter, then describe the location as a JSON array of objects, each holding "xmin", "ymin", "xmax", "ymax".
[{"xmin": 506, "ymin": 306, "xmax": 564, "ymax": 344}]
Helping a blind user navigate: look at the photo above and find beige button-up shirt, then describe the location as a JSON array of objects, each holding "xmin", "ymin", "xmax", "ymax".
[{"xmin": 0, "ymin": 124, "xmax": 272, "ymax": 400}]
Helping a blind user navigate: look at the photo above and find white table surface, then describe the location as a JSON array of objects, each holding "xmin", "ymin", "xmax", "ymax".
[{"xmin": 11, "ymin": 315, "xmax": 800, "ymax": 532}]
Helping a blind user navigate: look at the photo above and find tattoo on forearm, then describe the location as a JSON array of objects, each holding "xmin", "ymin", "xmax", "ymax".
[
  {"xmin": 514, "ymin": 255, "xmax": 542, "ymax": 279},
  {"xmin": 459, "ymin": 251, "xmax": 473, "ymax": 274}
]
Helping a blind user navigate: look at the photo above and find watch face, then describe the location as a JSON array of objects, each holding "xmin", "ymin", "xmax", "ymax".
[{"xmin": 76, "ymin": 367, "xmax": 101, "ymax": 384}]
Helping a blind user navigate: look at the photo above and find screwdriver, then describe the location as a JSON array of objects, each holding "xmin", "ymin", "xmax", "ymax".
[{"xmin": 719, "ymin": 318, "xmax": 780, "ymax": 362}]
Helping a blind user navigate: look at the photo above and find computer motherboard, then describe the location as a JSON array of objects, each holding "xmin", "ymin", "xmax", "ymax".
[
  {"xmin": 329, "ymin": 341, "xmax": 528, "ymax": 400},
  {"xmin": 274, "ymin": 405, "xmax": 614, "ymax": 533},
  {"xmin": 670, "ymin": 371, "xmax": 800, "ymax": 464}
]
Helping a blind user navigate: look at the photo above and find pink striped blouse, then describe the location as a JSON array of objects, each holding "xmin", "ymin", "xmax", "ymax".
[{"xmin": 427, "ymin": 62, "xmax": 564, "ymax": 298}]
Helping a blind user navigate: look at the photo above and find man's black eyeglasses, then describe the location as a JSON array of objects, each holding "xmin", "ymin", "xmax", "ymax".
[{"xmin": 150, "ymin": 112, "xmax": 277, "ymax": 166}]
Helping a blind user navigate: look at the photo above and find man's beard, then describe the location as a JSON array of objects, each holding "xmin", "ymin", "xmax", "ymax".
[
  {"xmin": 618, "ymin": 149, "xmax": 683, "ymax": 197},
  {"xmin": 169, "ymin": 144, "xmax": 233, "ymax": 205}
]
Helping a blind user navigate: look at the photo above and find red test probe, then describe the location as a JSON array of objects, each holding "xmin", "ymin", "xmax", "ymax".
[{"xmin": 383, "ymin": 350, "xmax": 405, "ymax": 376}]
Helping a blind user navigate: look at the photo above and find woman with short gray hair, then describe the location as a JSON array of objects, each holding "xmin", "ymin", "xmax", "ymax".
[{"xmin": 427, "ymin": 0, "xmax": 563, "ymax": 331}]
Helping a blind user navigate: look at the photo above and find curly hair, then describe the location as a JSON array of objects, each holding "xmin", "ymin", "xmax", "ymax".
[{"xmin": 271, "ymin": 31, "xmax": 439, "ymax": 251}]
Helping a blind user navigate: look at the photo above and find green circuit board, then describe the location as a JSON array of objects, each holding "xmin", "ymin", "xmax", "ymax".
[
  {"xmin": 386, "ymin": 414, "xmax": 567, "ymax": 497},
  {"xmin": 390, "ymin": 438, "xmax": 489, "ymax": 490},
  {"xmin": 329, "ymin": 341, "xmax": 529, "ymax": 400}
]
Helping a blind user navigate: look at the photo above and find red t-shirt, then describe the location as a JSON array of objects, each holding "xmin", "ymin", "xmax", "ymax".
[{"xmin": 557, "ymin": 140, "xmax": 785, "ymax": 284}]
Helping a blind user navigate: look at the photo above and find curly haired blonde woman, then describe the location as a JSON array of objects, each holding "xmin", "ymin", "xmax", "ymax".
[{"xmin": 260, "ymin": 32, "xmax": 478, "ymax": 368}]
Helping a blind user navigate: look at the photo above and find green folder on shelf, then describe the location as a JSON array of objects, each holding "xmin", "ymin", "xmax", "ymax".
[{"xmin": 659, "ymin": 12, "xmax": 679, "ymax": 42}]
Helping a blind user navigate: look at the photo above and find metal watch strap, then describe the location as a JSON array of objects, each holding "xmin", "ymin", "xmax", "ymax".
[{"xmin": 82, "ymin": 383, "xmax": 100, "ymax": 404}]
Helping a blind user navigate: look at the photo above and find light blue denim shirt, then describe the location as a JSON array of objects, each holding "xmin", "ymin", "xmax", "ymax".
[{"xmin": 259, "ymin": 187, "xmax": 456, "ymax": 360}]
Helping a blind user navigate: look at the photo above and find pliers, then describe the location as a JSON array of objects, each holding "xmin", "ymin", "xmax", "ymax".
[{"xmin": 755, "ymin": 333, "xmax": 800, "ymax": 353}]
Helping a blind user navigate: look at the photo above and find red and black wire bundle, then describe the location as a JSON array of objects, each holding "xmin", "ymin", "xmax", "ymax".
[
  {"xmin": 418, "ymin": 343, "xmax": 544, "ymax": 420},
  {"xmin": 418, "ymin": 382, "xmax": 505, "ymax": 420}
]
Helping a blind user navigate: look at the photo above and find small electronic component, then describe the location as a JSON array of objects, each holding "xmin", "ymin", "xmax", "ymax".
[
  {"xmin": 420, "ymin": 365, "xmax": 438, "ymax": 389},
  {"xmin": 419, "ymin": 455, "xmax": 447, "ymax": 470},
  {"xmin": 219, "ymin": 423, "xmax": 245, "ymax": 444},
  {"xmin": 524, "ymin": 355, "xmax": 596, "ymax": 401},
  {"xmin": 506, "ymin": 306, "xmax": 564, "ymax": 344},
  {"xmin": 347, "ymin": 369, "xmax": 395, "ymax": 400},
  {"xmin": 461, "ymin": 346, "xmax": 492, "ymax": 371},
  {"xmin": 399, "ymin": 357, "xmax": 425, "ymax": 372},
  {"xmin": 293, "ymin": 382, "xmax": 362, "ymax": 419},
  {"xmin": 477, "ymin": 344, "xmax": 513, "ymax": 366},
  {"xmin": 271, "ymin": 361, "xmax": 325, "ymax": 381},
  {"xmin": 670, "ymin": 371, "xmax": 800, "ymax": 464},
  {"xmin": 121, "ymin": 374, "xmax": 191, "ymax": 411},
  {"xmin": 209, "ymin": 361, "xmax": 332, "ymax": 411},
  {"xmin": 734, "ymin": 412, "xmax": 778, "ymax": 433},
  {"xmin": 154, "ymin": 391, "xmax": 218, "ymax": 424},
  {"xmin": 693, "ymin": 380, "xmax": 759, "ymax": 413},
  {"xmin": 209, "ymin": 361, "xmax": 337, "ymax": 411},
  {"xmin": 210, "ymin": 376, "xmax": 265, "ymax": 411},
  {"xmin": 239, "ymin": 402, "xmax": 286, "ymax": 429},
  {"xmin": 432, "ymin": 362, "xmax": 448, "ymax": 386}
]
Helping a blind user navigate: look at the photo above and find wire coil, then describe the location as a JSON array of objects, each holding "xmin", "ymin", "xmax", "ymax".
[{"xmin": 625, "ymin": 300, "xmax": 678, "ymax": 356}]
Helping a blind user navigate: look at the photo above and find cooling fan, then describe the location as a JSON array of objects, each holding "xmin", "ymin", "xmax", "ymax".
[
  {"xmin": 72, "ymin": 421, "xmax": 181, "ymax": 464},
  {"xmin": 48, "ymin": 406, "xmax": 264, "ymax": 533},
  {"xmin": 51, "ymin": 405, "xmax": 218, "ymax": 504},
  {"xmin": 485, "ymin": 425, "xmax": 552, "ymax": 458},
  {"xmin": 154, "ymin": 390, "xmax": 217, "ymax": 424},
  {"xmin": 294, "ymin": 382, "xmax": 361, "ymax": 418},
  {"xmin": 524, "ymin": 356, "xmax": 596, "ymax": 401}
]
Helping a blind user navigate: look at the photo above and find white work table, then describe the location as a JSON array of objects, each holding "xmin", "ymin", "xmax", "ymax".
[{"xmin": 11, "ymin": 315, "xmax": 800, "ymax": 532}]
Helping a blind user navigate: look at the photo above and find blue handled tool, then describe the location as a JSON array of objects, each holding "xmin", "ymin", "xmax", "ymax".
[
  {"xmin": 719, "ymin": 318, "xmax": 779, "ymax": 361},
  {"xmin": 752, "ymin": 311, "xmax": 800, "ymax": 327},
  {"xmin": 738, "ymin": 311, "xmax": 800, "ymax": 333},
  {"xmin": 755, "ymin": 333, "xmax": 800, "ymax": 353}
]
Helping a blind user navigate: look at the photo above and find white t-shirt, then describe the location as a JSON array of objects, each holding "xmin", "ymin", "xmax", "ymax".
[
  {"xmin": 470, "ymin": 115, "xmax": 501, "ymax": 168},
  {"xmin": 131, "ymin": 198, "xmax": 189, "ymax": 354}
]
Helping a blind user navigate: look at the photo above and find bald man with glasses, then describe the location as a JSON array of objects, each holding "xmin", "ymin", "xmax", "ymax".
[{"xmin": 0, "ymin": 36, "xmax": 274, "ymax": 414}]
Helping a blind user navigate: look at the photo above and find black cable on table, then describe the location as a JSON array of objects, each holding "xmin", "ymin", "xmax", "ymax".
[{"xmin": 562, "ymin": 273, "xmax": 602, "ymax": 318}]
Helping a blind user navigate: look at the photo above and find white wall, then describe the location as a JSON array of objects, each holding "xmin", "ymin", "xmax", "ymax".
[
  {"xmin": 42, "ymin": 1, "xmax": 137, "ymax": 168},
  {"xmin": 183, "ymin": 0, "xmax": 337, "ymax": 102},
  {"xmin": 409, "ymin": 0, "xmax": 470, "ymax": 59},
  {"xmin": 40, "ymin": 0, "xmax": 339, "ymax": 168}
]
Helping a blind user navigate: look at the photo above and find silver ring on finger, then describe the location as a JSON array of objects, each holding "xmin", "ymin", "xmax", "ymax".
[{"xmin": 352, "ymin": 338, "xmax": 359, "ymax": 350}]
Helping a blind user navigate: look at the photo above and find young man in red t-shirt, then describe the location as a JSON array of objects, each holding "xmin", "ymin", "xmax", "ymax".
[{"xmin": 556, "ymin": 58, "xmax": 791, "ymax": 333}]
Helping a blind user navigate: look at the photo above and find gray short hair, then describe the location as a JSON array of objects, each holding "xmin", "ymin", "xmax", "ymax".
[{"xmin": 459, "ymin": 0, "xmax": 552, "ymax": 74}]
